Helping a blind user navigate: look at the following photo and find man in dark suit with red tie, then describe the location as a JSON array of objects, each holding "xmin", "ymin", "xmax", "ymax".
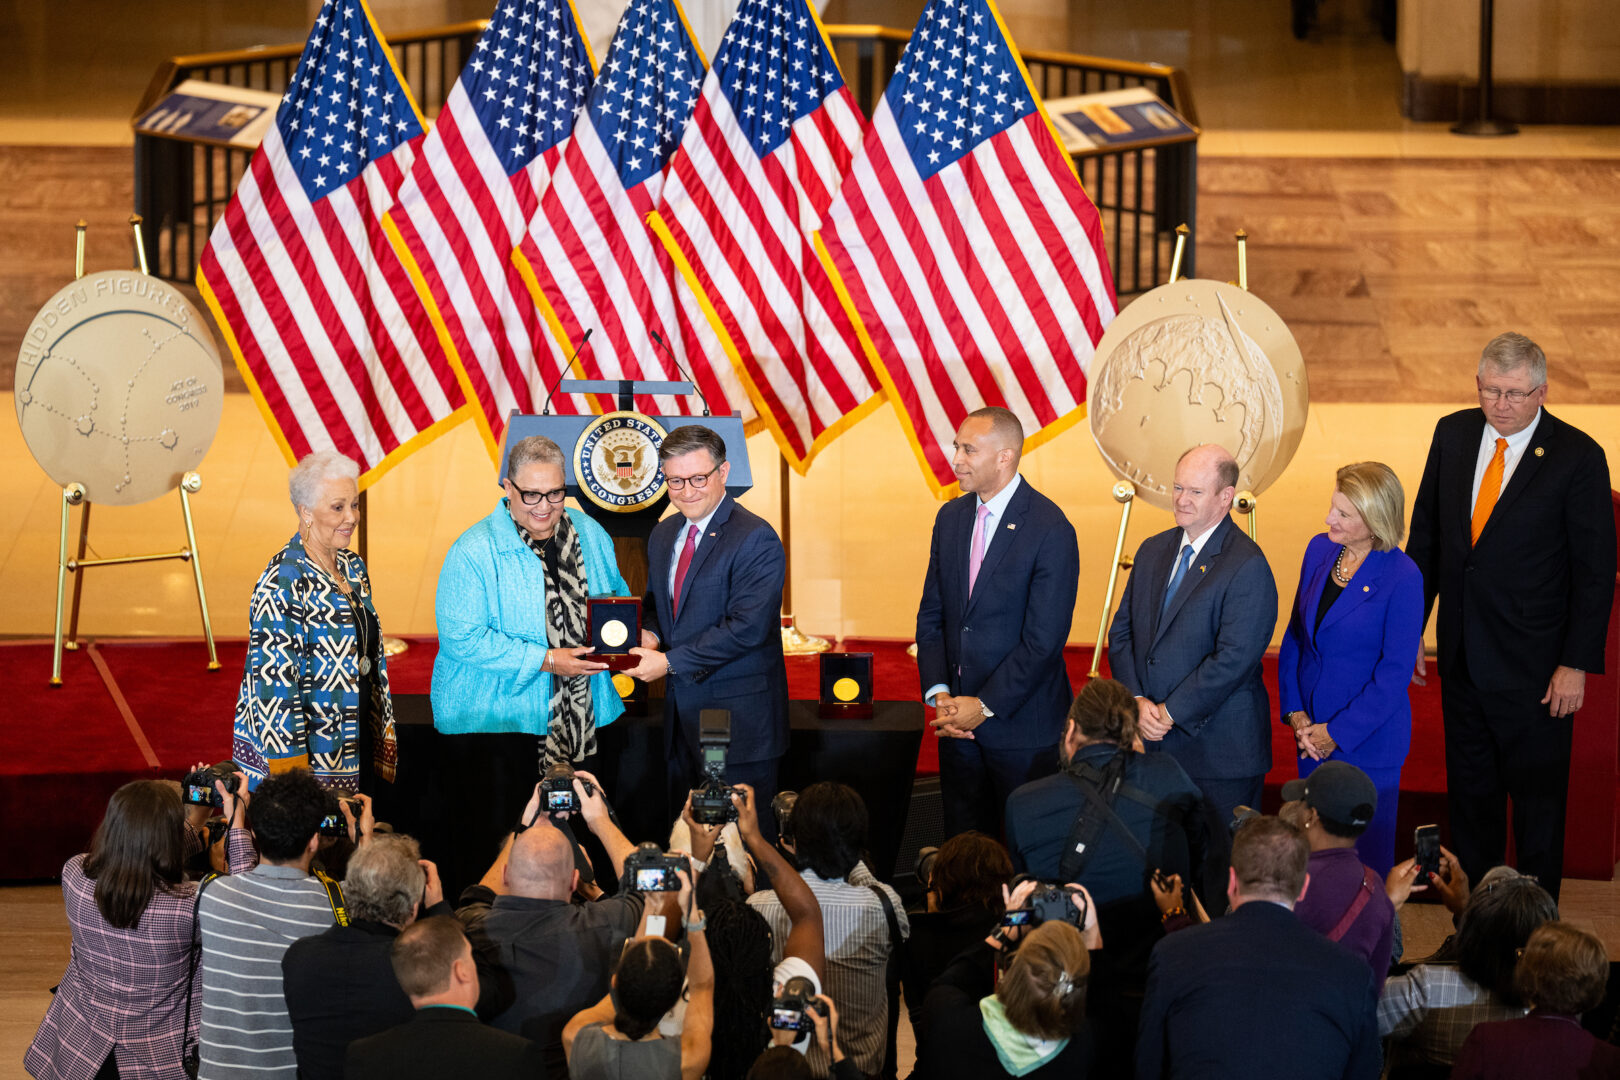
[
  {"xmin": 625, "ymin": 424, "xmax": 789, "ymax": 825},
  {"xmin": 916, "ymin": 406, "xmax": 1080, "ymax": 838},
  {"xmin": 1406, "ymin": 332, "xmax": 1615, "ymax": 900}
]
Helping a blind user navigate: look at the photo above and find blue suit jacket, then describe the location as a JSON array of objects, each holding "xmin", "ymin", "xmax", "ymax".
[
  {"xmin": 1277, "ymin": 534, "xmax": 1424, "ymax": 769},
  {"xmin": 915, "ymin": 478, "xmax": 1080, "ymax": 751},
  {"xmin": 1136, "ymin": 901, "xmax": 1380, "ymax": 1080},
  {"xmin": 1108, "ymin": 516, "xmax": 1278, "ymax": 780},
  {"xmin": 643, "ymin": 495, "xmax": 788, "ymax": 764}
]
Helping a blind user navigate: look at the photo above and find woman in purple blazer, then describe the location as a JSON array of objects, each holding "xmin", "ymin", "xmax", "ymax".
[
  {"xmin": 26, "ymin": 773, "xmax": 251, "ymax": 1080},
  {"xmin": 1279, "ymin": 462, "xmax": 1425, "ymax": 876}
]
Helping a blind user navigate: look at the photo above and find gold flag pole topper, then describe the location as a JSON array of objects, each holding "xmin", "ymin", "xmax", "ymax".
[{"xmin": 33, "ymin": 216, "xmax": 224, "ymax": 684}]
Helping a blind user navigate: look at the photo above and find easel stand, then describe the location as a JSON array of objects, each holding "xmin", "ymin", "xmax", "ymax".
[
  {"xmin": 1086, "ymin": 481, "xmax": 1137, "ymax": 679},
  {"xmin": 48, "ymin": 214, "xmax": 219, "ymax": 686},
  {"xmin": 51, "ymin": 471, "xmax": 220, "ymax": 685}
]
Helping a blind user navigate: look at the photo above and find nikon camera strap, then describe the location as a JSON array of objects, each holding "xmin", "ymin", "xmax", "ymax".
[
  {"xmin": 314, "ymin": 869, "xmax": 349, "ymax": 926},
  {"xmin": 1057, "ymin": 761, "xmax": 1159, "ymax": 882}
]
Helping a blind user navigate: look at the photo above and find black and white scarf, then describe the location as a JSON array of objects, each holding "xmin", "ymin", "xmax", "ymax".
[{"xmin": 514, "ymin": 508, "xmax": 595, "ymax": 767}]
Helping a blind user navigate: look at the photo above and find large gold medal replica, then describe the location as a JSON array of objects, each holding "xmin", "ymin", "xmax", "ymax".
[{"xmin": 1084, "ymin": 229, "xmax": 1310, "ymax": 674}]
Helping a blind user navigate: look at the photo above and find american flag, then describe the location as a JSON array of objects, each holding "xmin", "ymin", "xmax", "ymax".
[
  {"xmin": 512, "ymin": 0, "xmax": 754, "ymax": 421},
  {"xmin": 650, "ymin": 0, "xmax": 881, "ymax": 473},
  {"xmin": 197, "ymin": 0, "xmax": 466, "ymax": 482},
  {"xmin": 816, "ymin": 0, "xmax": 1117, "ymax": 495},
  {"xmin": 385, "ymin": 0, "xmax": 597, "ymax": 461}
]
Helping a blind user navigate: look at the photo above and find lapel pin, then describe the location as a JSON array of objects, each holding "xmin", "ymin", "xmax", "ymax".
[
  {"xmin": 1199, "ymin": 565, "xmax": 1206, "ymax": 573},
  {"xmin": 1363, "ymin": 585, "xmax": 1370, "ymax": 592},
  {"xmin": 1534, "ymin": 447, "xmax": 1544, "ymax": 457},
  {"xmin": 1007, "ymin": 523, "xmax": 1016, "ymax": 530}
]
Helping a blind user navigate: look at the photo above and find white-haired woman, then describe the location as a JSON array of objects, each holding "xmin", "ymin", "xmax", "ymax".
[{"xmin": 232, "ymin": 451, "xmax": 397, "ymax": 792}]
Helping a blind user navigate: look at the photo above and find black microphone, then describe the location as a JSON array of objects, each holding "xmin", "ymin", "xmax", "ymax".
[
  {"xmin": 650, "ymin": 329, "xmax": 711, "ymax": 417},
  {"xmin": 540, "ymin": 328, "xmax": 594, "ymax": 415}
]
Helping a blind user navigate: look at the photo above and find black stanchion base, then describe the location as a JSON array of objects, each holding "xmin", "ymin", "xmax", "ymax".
[{"xmin": 1451, "ymin": 117, "xmax": 1520, "ymax": 137}]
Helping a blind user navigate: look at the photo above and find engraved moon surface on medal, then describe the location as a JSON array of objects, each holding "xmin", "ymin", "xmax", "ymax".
[
  {"xmin": 1087, "ymin": 279, "xmax": 1308, "ymax": 512},
  {"xmin": 833, "ymin": 677, "xmax": 861, "ymax": 702},
  {"xmin": 15, "ymin": 270, "xmax": 225, "ymax": 506},
  {"xmin": 600, "ymin": 619, "xmax": 629, "ymax": 648}
]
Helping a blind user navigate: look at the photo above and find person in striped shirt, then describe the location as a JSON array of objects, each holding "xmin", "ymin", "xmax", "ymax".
[{"xmin": 197, "ymin": 768, "xmax": 356, "ymax": 1078}]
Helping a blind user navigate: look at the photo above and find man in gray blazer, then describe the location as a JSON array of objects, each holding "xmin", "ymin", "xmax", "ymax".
[{"xmin": 1108, "ymin": 444, "xmax": 1279, "ymax": 822}]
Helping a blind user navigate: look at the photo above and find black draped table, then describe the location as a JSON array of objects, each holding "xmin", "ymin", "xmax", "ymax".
[{"xmin": 386, "ymin": 696, "xmax": 925, "ymax": 899}]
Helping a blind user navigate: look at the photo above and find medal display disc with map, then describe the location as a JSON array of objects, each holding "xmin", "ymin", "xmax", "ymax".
[
  {"xmin": 584, "ymin": 597, "xmax": 642, "ymax": 671},
  {"xmin": 16, "ymin": 269, "xmax": 224, "ymax": 506},
  {"xmin": 1087, "ymin": 278, "xmax": 1309, "ymax": 511}
]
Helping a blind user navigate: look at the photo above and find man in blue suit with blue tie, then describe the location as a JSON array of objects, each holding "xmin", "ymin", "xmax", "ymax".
[
  {"xmin": 916, "ymin": 407, "xmax": 1080, "ymax": 838},
  {"xmin": 1109, "ymin": 444, "xmax": 1278, "ymax": 824},
  {"xmin": 625, "ymin": 425, "xmax": 789, "ymax": 823}
]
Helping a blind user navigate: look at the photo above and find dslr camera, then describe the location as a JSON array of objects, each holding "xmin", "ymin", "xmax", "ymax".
[
  {"xmin": 1230, "ymin": 804, "xmax": 1261, "ymax": 836},
  {"xmin": 318, "ymin": 795, "xmax": 365, "ymax": 838},
  {"xmin": 689, "ymin": 710, "xmax": 740, "ymax": 826},
  {"xmin": 772, "ymin": 790, "xmax": 798, "ymax": 847},
  {"xmin": 621, "ymin": 842, "xmax": 686, "ymax": 892},
  {"xmin": 1001, "ymin": 881, "xmax": 1088, "ymax": 930},
  {"xmin": 539, "ymin": 761, "xmax": 594, "ymax": 815},
  {"xmin": 182, "ymin": 762, "xmax": 243, "ymax": 808},
  {"xmin": 768, "ymin": 976, "xmax": 824, "ymax": 1033}
]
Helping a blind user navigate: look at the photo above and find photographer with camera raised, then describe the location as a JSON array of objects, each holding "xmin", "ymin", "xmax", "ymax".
[
  {"xmin": 914, "ymin": 877, "xmax": 1101, "ymax": 1079},
  {"xmin": 680, "ymin": 783, "xmax": 826, "ymax": 1080},
  {"xmin": 455, "ymin": 768, "xmax": 655, "ymax": 1078},
  {"xmin": 748, "ymin": 782, "xmax": 906, "ymax": 1078},
  {"xmin": 745, "ymin": 994, "xmax": 861, "ymax": 1080},
  {"xmin": 562, "ymin": 858, "xmax": 714, "ymax": 1080},
  {"xmin": 25, "ymin": 766, "xmax": 254, "ymax": 1080}
]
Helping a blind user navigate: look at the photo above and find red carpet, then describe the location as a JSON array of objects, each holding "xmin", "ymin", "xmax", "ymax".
[{"xmin": 0, "ymin": 635, "xmax": 1453, "ymax": 879}]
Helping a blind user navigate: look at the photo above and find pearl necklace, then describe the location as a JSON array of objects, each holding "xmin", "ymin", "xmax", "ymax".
[{"xmin": 1332, "ymin": 544, "xmax": 1366, "ymax": 586}]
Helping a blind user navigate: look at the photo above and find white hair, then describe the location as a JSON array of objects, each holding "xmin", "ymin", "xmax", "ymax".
[{"xmin": 288, "ymin": 451, "xmax": 360, "ymax": 510}]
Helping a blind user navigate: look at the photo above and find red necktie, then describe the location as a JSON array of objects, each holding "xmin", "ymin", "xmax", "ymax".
[{"xmin": 672, "ymin": 523, "xmax": 699, "ymax": 619}]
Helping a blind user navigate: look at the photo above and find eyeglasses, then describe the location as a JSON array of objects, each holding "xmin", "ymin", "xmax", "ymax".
[
  {"xmin": 665, "ymin": 466, "xmax": 720, "ymax": 491},
  {"xmin": 1479, "ymin": 386, "xmax": 1541, "ymax": 403},
  {"xmin": 509, "ymin": 483, "xmax": 567, "ymax": 506}
]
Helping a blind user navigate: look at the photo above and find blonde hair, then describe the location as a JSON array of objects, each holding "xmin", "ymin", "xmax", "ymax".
[{"xmin": 1335, "ymin": 462, "xmax": 1405, "ymax": 551}]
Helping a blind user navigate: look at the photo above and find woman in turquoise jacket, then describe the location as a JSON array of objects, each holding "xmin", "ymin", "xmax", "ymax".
[{"xmin": 432, "ymin": 435, "xmax": 628, "ymax": 767}]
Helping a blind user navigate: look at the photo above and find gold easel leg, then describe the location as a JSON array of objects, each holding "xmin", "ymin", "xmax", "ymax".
[
  {"xmin": 1087, "ymin": 482, "xmax": 1137, "ymax": 679},
  {"xmin": 178, "ymin": 473, "xmax": 221, "ymax": 670},
  {"xmin": 51, "ymin": 484, "xmax": 86, "ymax": 686},
  {"xmin": 65, "ymin": 501, "xmax": 91, "ymax": 650},
  {"xmin": 1168, "ymin": 224, "xmax": 1190, "ymax": 284},
  {"xmin": 1235, "ymin": 491, "xmax": 1259, "ymax": 542}
]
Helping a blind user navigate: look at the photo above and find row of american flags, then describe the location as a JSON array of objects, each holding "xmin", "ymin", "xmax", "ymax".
[{"xmin": 197, "ymin": 0, "xmax": 1118, "ymax": 496}]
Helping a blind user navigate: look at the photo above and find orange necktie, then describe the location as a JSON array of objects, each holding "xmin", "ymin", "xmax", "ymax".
[{"xmin": 1471, "ymin": 437, "xmax": 1507, "ymax": 544}]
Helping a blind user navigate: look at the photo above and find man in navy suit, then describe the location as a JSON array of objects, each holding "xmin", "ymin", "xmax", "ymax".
[
  {"xmin": 1109, "ymin": 444, "xmax": 1278, "ymax": 823},
  {"xmin": 625, "ymin": 424, "xmax": 789, "ymax": 823},
  {"xmin": 1406, "ymin": 332, "xmax": 1615, "ymax": 899},
  {"xmin": 916, "ymin": 406, "xmax": 1080, "ymax": 838},
  {"xmin": 1136, "ymin": 815, "xmax": 1380, "ymax": 1080}
]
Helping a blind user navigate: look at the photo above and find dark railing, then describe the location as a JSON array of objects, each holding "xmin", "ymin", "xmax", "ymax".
[
  {"xmin": 132, "ymin": 23, "xmax": 483, "ymax": 282},
  {"xmin": 135, "ymin": 21, "xmax": 1196, "ymax": 292}
]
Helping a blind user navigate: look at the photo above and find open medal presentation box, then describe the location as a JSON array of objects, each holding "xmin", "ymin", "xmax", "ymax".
[
  {"xmin": 584, "ymin": 597, "xmax": 641, "ymax": 671},
  {"xmin": 819, "ymin": 652, "xmax": 874, "ymax": 719}
]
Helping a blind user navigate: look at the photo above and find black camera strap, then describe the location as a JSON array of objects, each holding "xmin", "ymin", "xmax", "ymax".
[
  {"xmin": 1057, "ymin": 760, "xmax": 1156, "ymax": 882},
  {"xmin": 867, "ymin": 884, "xmax": 904, "ymax": 1080}
]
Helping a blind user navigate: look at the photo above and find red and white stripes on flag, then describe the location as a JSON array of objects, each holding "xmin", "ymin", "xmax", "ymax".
[
  {"xmin": 512, "ymin": 0, "xmax": 754, "ymax": 424},
  {"xmin": 197, "ymin": 0, "xmax": 464, "ymax": 484},
  {"xmin": 649, "ymin": 0, "xmax": 881, "ymax": 473},
  {"xmin": 817, "ymin": 0, "xmax": 1117, "ymax": 496},
  {"xmin": 385, "ymin": 0, "xmax": 598, "ymax": 462}
]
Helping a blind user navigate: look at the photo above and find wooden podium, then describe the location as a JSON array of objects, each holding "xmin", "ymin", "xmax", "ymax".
[{"xmin": 500, "ymin": 379, "xmax": 753, "ymax": 607}]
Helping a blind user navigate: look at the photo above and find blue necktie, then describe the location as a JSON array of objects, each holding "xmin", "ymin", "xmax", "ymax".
[{"xmin": 1160, "ymin": 544, "xmax": 1194, "ymax": 621}]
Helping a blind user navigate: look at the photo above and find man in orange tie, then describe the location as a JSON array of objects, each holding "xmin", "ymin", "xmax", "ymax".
[{"xmin": 1407, "ymin": 332, "xmax": 1615, "ymax": 898}]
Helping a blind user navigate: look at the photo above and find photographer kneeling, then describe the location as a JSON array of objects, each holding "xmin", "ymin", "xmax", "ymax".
[
  {"xmin": 26, "ymin": 766, "xmax": 253, "ymax": 1080},
  {"xmin": 915, "ymin": 878, "xmax": 1102, "ymax": 1079}
]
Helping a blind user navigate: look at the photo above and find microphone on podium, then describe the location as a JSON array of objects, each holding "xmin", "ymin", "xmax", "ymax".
[
  {"xmin": 540, "ymin": 328, "xmax": 594, "ymax": 415},
  {"xmin": 650, "ymin": 329, "xmax": 712, "ymax": 417}
]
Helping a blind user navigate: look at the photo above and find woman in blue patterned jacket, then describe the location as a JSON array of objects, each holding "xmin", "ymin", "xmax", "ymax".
[
  {"xmin": 432, "ymin": 435, "xmax": 630, "ymax": 769},
  {"xmin": 232, "ymin": 451, "xmax": 397, "ymax": 791}
]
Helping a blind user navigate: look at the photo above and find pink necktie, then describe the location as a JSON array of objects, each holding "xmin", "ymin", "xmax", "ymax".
[
  {"xmin": 968, "ymin": 503, "xmax": 991, "ymax": 595},
  {"xmin": 672, "ymin": 523, "xmax": 699, "ymax": 619}
]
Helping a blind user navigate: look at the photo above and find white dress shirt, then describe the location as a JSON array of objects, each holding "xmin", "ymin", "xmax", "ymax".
[{"xmin": 1471, "ymin": 408, "xmax": 1542, "ymax": 506}]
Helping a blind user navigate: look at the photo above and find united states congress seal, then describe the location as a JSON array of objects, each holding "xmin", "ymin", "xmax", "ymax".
[{"xmin": 573, "ymin": 411, "xmax": 668, "ymax": 512}]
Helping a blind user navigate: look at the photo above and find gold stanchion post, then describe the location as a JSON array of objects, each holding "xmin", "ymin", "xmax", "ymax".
[
  {"xmin": 1086, "ymin": 481, "xmax": 1137, "ymax": 678},
  {"xmin": 1235, "ymin": 490, "xmax": 1259, "ymax": 541}
]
